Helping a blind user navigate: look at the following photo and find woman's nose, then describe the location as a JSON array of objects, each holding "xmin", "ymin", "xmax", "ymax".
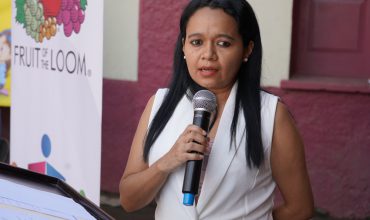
[{"xmin": 201, "ymin": 43, "xmax": 217, "ymax": 61}]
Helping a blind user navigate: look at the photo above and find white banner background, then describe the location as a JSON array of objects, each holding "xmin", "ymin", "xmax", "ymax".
[{"xmin": 10, "ymin": 0, "xmax": 103, "ymax": 204}]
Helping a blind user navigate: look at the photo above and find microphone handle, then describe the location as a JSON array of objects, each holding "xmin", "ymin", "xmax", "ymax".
[{"xmin": 182, "ymin": 110, "xmax": 211, "ymax": 205}]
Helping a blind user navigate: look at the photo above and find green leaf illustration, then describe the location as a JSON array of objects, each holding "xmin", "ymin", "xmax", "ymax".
[
  {"xmin": 80, "ymin": 0, "xmax": 87, "ymax": 11},
  {"xmin": 15, "ymin": 0, "xmax": 26, "ymax": 26}
]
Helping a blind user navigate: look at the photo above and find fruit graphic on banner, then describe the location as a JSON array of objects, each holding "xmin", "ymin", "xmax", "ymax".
[{"xmin": 15, "ymin": 0, "xmax": 87, "ymax": 42}]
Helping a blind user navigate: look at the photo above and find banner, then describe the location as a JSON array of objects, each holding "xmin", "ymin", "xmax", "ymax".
[
  {"xmin": 0, "ymin": 0, "xmax": 12, "ymax": 106},
  {"xmin": 10, "ymin": 0, "xmax": 103, "ymax": 204}
]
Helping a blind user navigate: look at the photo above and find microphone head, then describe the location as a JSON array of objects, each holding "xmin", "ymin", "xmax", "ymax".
[{"xmin": 192, "ymin": 90, "xmax": 217, "ymax": 113}]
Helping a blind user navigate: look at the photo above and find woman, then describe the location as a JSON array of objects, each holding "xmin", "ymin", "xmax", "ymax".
[{"xmin": 119, "ymin": 0, "xmax": 314, "ymax": 219}]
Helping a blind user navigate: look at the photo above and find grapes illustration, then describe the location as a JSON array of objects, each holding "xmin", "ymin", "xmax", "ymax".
[
  {"xmin": 57, "ymin": 0, "xmax": 86, "ymax": 37},
  {"xmin": 15, "ymin": 0, "xmax": 88, "ymax": 42}
]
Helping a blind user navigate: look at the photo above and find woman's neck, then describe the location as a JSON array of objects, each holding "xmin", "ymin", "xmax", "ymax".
[{"xmin": 211, "ymin": 86, "xmax": 233, "ymax": 109}]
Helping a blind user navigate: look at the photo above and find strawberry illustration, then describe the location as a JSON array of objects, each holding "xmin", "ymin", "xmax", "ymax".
[{"xmin": 39, "ymin": 0, "xmax": 62, "ymax": 18}]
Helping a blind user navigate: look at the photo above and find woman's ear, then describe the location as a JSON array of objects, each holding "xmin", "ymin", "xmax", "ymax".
[
  {"xmin": 243, "ymin": 41, "xmax": 254, "ymax": 61},
  {"xmin": 182, "ymin": 37, "xmax": 185, "ymax": 54}
]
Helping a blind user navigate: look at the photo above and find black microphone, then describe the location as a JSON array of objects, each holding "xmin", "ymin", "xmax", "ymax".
[{"xmin": 182, "ymin": 90, "xmax": 216, "ymax": 206}]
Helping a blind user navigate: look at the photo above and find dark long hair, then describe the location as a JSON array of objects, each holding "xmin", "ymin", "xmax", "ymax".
[{"xmin": 143, "ymin": 0, "xmax": 264, "ymax": 168}]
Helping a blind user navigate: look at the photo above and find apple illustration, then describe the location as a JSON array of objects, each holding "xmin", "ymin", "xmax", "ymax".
[{"xmin": 39, "ymin": 0, "xmax": 62, "ymax": 18}]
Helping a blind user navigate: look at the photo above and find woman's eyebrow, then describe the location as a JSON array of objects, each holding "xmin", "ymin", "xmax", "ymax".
[
  {"xmin": 187, "ymin": 33, "xmax": 202, "ymax": 39},
  {"xmin": 216, "ymin": 34, "xmax": 235, "ymax": 41},
  {"xmin": 187, "ymin": 33, "xmax": 235, "ymax": 41}
]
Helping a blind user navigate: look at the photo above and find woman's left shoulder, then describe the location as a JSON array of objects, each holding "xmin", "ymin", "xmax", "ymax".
[
  {"xmin": 259, "ymin": 91, "xmax": 280, "ymax": 121},
  {"xmin": 260, "ymin": 90, "xmax": 279, "ymax": 101}
]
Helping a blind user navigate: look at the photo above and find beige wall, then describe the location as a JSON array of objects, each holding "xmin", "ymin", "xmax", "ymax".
[
  {"xmin": 103, "ymin": 0, "xmax": 139, "ymax": 81},
  {"xmin": 248, "ymin": 0, "xmax": 293, "ymax": 86},
  {"xmin": 103, "ymin": 0, "xmax": 293, "ymax": 86}
]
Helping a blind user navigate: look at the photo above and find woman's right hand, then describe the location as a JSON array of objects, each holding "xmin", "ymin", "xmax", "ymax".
[
  {"xmin": 156, "ymin": 124, "xmax": 209, "ymax": 174},
  {"xmin": 120, "ymin": 96, "xmax": 209, "ymax": 212}
]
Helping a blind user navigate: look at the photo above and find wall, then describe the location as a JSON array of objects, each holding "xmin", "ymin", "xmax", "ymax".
[
  {"xmin": 103, "ymin": 0, "xmax": 293, "ymax": 85},
  {"xmin": 248, "ymin": 0, "xmax": 293, "ymax": 86},
  {"xmin": 101, "ymin": 0, "xmax": 186, "ymax": 193},
  {"xmin": 268, "ymin": 87, "xmax": 370, "ymax": 217},
  {"xmin": 103, "ymin": 0, "xmax": 139, "ymax": 81}
]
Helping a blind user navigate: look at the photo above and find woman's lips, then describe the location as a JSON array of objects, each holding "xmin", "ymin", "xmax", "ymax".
[{"xmin": 198, "ymin": 67, "xmax": 218, "ymax": 76}]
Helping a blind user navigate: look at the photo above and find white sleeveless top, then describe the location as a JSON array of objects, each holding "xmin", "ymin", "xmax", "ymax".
[{"xmin": 148, "ymin": 83, "xmax": 278, "ymax": 220}]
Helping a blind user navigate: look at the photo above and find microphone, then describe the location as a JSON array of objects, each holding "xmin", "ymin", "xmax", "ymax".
[{"xmin": 182, "ymin": 90, "xmax": 216, "ymax": 206}]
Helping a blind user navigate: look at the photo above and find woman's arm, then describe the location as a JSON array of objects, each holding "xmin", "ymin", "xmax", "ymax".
[
  {"xmin": 271, "ymin": 102, "xmax": 314, "ymax": 220},
  {"xmin": 119, "ymin": 95, "xmax": 208, "ymax": 212},
  {"xmin": 119, "ymin": 95, "xmax": 167, "ymax": 212}
]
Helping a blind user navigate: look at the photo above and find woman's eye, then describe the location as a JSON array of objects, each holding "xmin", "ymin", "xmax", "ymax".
[
  {"xmin": 217, "ymin": 41, "xmax": 231, "ymax": 47},
  {"xmin": 190, "ymin": 40, "xmax": 202, "ymax": 46}
]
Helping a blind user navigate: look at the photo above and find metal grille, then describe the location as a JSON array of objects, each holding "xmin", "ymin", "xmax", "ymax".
[{"xmin": 192, "ymin": 90, "xmax": 217, "ymax": 113}]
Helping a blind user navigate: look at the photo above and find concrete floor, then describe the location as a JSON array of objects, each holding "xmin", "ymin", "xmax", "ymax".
[
  {"xmin": 101, "ymin": 203, "xmax": 155, "ymax": 220},
  {"xmin": 99, "ymin": 191, "xmax": 155, "ymax": 220}
]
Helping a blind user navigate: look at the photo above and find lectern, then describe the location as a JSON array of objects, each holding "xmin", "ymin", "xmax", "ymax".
[{"xmin": 0, "ymin": 162, "xmax": 113, "ymax": 219}]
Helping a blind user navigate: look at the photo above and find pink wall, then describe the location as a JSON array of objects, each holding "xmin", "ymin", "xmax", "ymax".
[
  {"xmin": 101, "ymin": 0, "xmax": 187, "ymax": 193},
  {"xmin": 101, "ymin": 0, "xmax": 370, "ymax": 217},
  {"xmin": 267, "ymin": 88, "xmax": 370, "ymax": 217}
]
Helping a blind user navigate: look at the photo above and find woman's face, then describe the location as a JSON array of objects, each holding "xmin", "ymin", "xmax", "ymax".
[{"xmin": 183, "ymin": 7, "xmax": 249, "ymax": 93}]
